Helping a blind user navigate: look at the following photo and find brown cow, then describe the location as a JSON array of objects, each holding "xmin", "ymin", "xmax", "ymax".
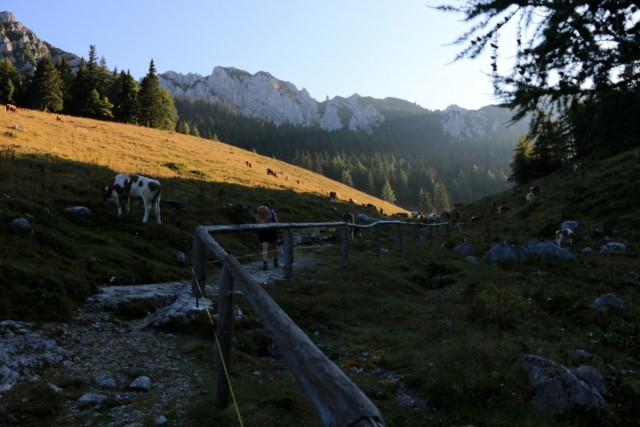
[{"xmin": 6, "ymin": 104, "xmax": 17, "ymax": 112}]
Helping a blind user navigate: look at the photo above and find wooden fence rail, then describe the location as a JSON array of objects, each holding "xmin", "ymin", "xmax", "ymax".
[{"xmin": 191, "ymin": 219, "xmax": 449, "ymax": 427}]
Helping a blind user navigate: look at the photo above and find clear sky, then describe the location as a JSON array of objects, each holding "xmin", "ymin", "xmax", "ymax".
[{"xmin": 6, "ymin": 0, "xmax": 500, "ymax": 111}]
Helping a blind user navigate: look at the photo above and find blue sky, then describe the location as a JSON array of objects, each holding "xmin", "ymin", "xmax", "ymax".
[{"xmin": 6, "ymin": 0, "xmax": 500, "ymax": 111}]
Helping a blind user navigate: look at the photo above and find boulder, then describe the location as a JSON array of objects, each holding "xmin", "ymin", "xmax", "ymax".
[
  {"xmin": 521, "ymin": 354, "xmax": 607, "ymax": 418},
  {"xmin": 593, "ymin": 293, "xmax": 625, "ymax": 311},
  {"xmin": 482, "ymin": 242, "xmax": 517, "ymax": 263},
  {"xmin": 453, "ymin": 241, "xmax": 475, "ymax": 256},
  {"xmin": 519, "ymin": 241, "xmax": 576, "ymax": 261},
  {"xmin": 64, "ymin": 206, "xmax": 93, "ymax": 216},
  {"xmin": 600, "ymin": 242, "xmax": 626, "ymax": 252}
]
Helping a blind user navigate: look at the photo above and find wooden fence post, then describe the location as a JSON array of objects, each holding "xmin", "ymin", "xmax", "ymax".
[
  {"xmin": 283, "ymin": 228, "xmax": 294, "ymax": 279},
  {"xmin": 215, "ymin": 262, "xmax": 235, "ymax": 407},
  {"xmin": 374, "ymin": 225, "xmax": 380, "ymax": 257},
  {"xmin": 191, "ymin": 228, "xmax": 206, "ymax": 301},
  {"xmin": 341, "ymin": 225, "xmax": 349, "ymax": 268}
]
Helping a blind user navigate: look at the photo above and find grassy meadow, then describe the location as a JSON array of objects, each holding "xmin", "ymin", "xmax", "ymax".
[
  {"xmin": 0, "ymin": 107, "xmax": 403, "ymax": 321},
  {"xmin": 2, "ymin": 107, "xmax": 640, "ymax": 426}
]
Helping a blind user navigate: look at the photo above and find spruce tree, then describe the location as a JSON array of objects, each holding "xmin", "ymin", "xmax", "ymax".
[
  {"xmin": 0, "ymin": 58, "xmax": 20, "ymax": 104},
  {"xmin": 30, "ymin": 57, "xmax": 63, "ymax": 112},
  {"xmin": 508, "ymin": 135, "xmax": 534, "ymax": 186},
  {"xmin": 419, "ymin": 188, "xmax": 435, "ymax": 214},
  {"xmin": 381, "ymin": 180, "xmax": 396, "ymax": 204},
  {"xmin": 113, "ymin": 71, "xmax": 139, "ymax": 124}
]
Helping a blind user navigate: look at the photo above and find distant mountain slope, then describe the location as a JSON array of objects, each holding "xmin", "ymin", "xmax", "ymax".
[
  {"xmin": 0, "ymin": 12, "xmax": 80, "ymax": 74},
  {"xmin": 159, "ymin": 67, "xmax": 528, "ymax": 139}
]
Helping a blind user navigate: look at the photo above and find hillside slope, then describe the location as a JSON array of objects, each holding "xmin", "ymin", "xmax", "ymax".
[{"xmin": 0, "ymin": 107, "xmax": 405, "ymax": 321}]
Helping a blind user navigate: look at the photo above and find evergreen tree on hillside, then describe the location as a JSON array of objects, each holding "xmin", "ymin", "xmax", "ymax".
[
  {"xmin": 509, "ymin": 135, "xmax": 534, "ymax": 186},
  {"xmin": 381, "ymin": 180, "xmax": 396, "ymax": 204},
  {"xmin": 0, "ymin": 58, "xmax": 21, "ymax": 104},
  {"xmin": 68, "ymin": 45, "xmax": 113, "ymax": 118},
  {"xmin": 29, "ymin": 57, "xmax": 63, "ymax": 112},
  {"xmin": 528, "ymin": 110, "xmax": 563, "ymax": 177},
  {"xmin": 86, "ymin": 88, "xmax": 114, "ymax": 120},
  {"xmin": 55, "ymin": 58, "xmax": 74, "ymax": 111},
  {"xmin": 340, "ymin": 169, "xmax": 354, "ymax": 187},
  {"xmin": 112, "ymin": 70, "xmax": 139, "ymax": 124},
  {"xmin": 139, "ymin": 60, "xmax": 176, "ymax": 129},
  {"xmin": 433, "ymin": 181, "xmax": 450, "ymax": 212},
  {"xmin": 419, "ymin": 188, "xmax": 435, "ymax": 214}
]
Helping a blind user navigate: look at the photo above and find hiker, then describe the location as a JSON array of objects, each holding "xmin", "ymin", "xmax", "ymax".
[{"xmin": 256, "ymin": 202, "xmax": 280, "ymax": 271}]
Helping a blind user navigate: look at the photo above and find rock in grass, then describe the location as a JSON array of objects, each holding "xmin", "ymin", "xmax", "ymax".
[
  {"xmin": 128, "ymin": 375, "xmax": 152, "ymax": 391},
  {"xmin": 520, "ymin": 354, "xmax": 607, "ymax": 418}
]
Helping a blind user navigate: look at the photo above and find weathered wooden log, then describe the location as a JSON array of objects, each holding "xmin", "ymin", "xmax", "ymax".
[
  {"xmin": 215, "ymin": 264, "xmax": 234, "ymax": 407},
  {"xmin": 225, "ymin": 254, "xmax": 385, "ymax": 427}
]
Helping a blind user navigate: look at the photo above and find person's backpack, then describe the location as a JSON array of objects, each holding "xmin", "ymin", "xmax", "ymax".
[{"xmin": 257, "ymin": 205, "xmax": 271, "ymax": 224}]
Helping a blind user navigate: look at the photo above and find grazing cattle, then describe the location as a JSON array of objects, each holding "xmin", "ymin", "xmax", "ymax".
[
  {"xmin": 296, "ymin": 179, "xmax": 301, "ymax": 184},
  {"xmin": 410, "ymin": 211, "xmax": 421, "ymax": 219},
  {"xmin": 428, "ymin": 212, "xmax": 439, "ymax": 221},
  {"xmin": 267, "ymin": 168, "xmax": 278, "ymax": 177},
  {"xmin": 6, "ymin": 104, "xmax": 17, "ymax": 112},
  {"xmin": 555, "ymin": 228, "xmax": 574, "ymax": 247},
  {"xmin": 529, "ymin": 186, "xmax": 540, "ymax": 194},
  {"xmin": 245, "ymin": 160, "xmax": 252, "ymax": 168},
  {"xmin": 349, "ymin": 198, "xmax": 357, "ymax": 204},
  {"xmin": 342, "ymin": 212, "xmax": 360, "ymax": 241},
  {"xmin": 526, "ymin": 191, "xmax": 535, "ymax": 205},
  {"xmin": 56, "ymin": 116, "xmax": 65, "ymax": 123},
  {"xmin": 366, "ymin": 203, "xmax": 377, "ymax": 211},
  {"xmin": 103, "ymin": 173, "xmax": 161, "ymax": 224},
  {"xmin": 329, "ymin": 191, "xmax": 340, "ymax": 200}
]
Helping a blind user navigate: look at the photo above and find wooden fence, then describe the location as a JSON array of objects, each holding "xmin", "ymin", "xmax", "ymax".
[{"xmin": 191, "ymin": 220, "xmax": 449, "ymax": 427}]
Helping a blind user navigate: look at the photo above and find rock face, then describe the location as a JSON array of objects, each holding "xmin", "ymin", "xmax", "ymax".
[
  {"xmin": 159, "ymin": 67, "xmax": 526, "ymax": 137},
  {"xmin": 0, "ymin": 12, "xmax": 80, "ymax": 74},
  {"xmin": 160, "ymin": 67, "xmax": 388, "ymax": 132}
]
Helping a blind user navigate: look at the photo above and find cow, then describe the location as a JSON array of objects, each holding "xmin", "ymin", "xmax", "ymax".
[
  {"xmin": 555, "ymin": 228, "xmax": 574, "ymax": 247},
  {"xmin": 103, "ymin": 173, "xmax": 161, "ymax": 224},
  {"xmin": 329, "ymin": 191, "xmax": 340, "ymax": 200},
  {"xmin": 526, "ymin": 191, "xmax": 535, "ymax": 205},
  {"xmin": 342, "ymin": 212, "xmax": 360, "ymax": 242},
  {"xmin": 56, "ymin": 116, "xmax": 65, "ymax": 123},
  {"xmin": 530, "ymin": 186, "xmax": 540, "ymax": 194},
  {"xmin": 267, "ymin": 168, "xmax": 278, "ymax": 177},
  {"xmin": 6, "ymin": 104, "xmax": 17, "ymax": 112}
]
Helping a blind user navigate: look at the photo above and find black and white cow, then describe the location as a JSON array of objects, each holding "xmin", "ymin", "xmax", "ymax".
[{"xmin": 103, "ymin": 173, "xmax": 161, "ymax": 224}]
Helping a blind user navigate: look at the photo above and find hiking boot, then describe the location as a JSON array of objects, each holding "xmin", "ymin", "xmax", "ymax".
[
  {"xmin": 274, "ymin": 259, "xmax": 279, "ymax": 268},
  {"xmin": 262, "ymin": 261, "xmax": 268, "ymax": 271}
]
